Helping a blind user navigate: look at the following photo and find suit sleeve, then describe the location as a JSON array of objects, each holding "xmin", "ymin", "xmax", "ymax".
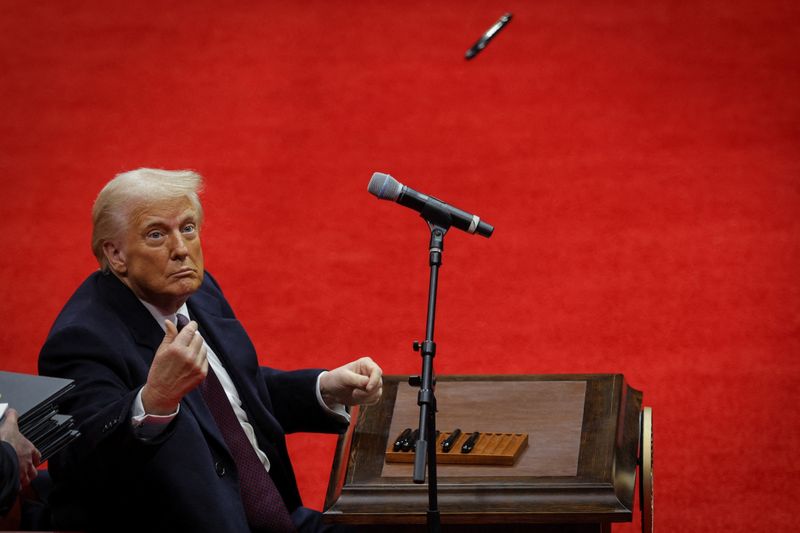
[
  {"xmin": 38, "ymin": 324, "xmax": 175, "ymax": 489},
  {"xmin": 259, "ymin": 367, "xmax": 349, "ymax": 435},
  {"xmin": 0, "ymin": 441, "xmax": 20, "ymax": 517}
]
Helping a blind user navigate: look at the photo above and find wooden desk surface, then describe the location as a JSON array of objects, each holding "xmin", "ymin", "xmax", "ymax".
[
  {"xmin": 383, "ymin": 380, "xmax": 586, "ymax": 478},
  {"xmin": 324, "ymin": 374, "xmax": 642, "ymax": 527}
]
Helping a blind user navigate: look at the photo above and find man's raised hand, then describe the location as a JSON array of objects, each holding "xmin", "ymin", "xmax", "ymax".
[
  {"xmin": 141, "ymin": 319, "xmax": 208, "ymax": 415},
  {"xmin": 319, "ymin": 356, "xmax": 383, "ymax": 408}
]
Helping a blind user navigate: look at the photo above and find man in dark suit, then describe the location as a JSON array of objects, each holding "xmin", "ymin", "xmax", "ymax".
[{"xmin": 39, "ymin": 168, "xmax": 382, "ymax": 532}]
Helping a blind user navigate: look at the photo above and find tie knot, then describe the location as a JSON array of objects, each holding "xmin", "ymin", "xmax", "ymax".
[{"xmin": 176, "ymin": 313, "xmax": 190, "ymax": 331}]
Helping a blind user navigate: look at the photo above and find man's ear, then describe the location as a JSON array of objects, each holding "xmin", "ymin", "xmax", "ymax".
[{"xmin": 102, "ymin": 241, "xmax": 127, "ymax": 275}]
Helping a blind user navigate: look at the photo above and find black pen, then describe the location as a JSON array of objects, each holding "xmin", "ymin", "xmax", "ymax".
[
  {"xmin": 402, "ymin": 429, "xmax": 419, "ymax": 452},
  {"xmin": 465, "ymin": 13, "xmax": 513, "ymax": 60},
  {"xmin": 460, "ymin": 431, "xmax": 480, "ymax": 453},
  {"xmin": 393, "ymin": 428, "xmax": 412, "ymax": 452},
  {"xmin": 441, "ymin": 428, "xmax": 462, "ymax": 453}
]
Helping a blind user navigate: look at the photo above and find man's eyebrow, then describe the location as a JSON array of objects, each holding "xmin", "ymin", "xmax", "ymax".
[
  {"xmin": 140, "ymin": 210, "xmax": 197, "ymax": 228},
  {"xmin": 140, "ymin": 219, "xmax": 166, "ymax": 230}
]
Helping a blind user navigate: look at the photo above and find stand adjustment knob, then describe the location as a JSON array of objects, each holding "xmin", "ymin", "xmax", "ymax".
[
  {"xmin": 408, "ymin": 375, "xmax": 436, "ymax": 387},
  {"xmin": 413, "ymin": 341, "xmax": 421, "ymax": 351}
]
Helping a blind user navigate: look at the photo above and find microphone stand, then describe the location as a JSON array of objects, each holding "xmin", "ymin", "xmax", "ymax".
[{"xmin": 410, "ymin": 220, "xmax": 448, "ymax": 533}]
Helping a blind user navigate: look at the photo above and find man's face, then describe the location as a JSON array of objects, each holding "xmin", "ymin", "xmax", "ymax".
[{"xmin": 106, "ymin": 196, "xmax": 204, "ymax": 314}]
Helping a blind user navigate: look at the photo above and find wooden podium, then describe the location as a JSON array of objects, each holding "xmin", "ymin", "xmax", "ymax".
[{"xmin": 323, "ymin": 374, "xmax": 651, "ymax": 532}]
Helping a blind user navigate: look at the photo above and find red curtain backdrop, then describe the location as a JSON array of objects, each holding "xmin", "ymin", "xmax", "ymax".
[{"xmin": 1, "ymin": 1, "xmax": 798, "ymax": 530}]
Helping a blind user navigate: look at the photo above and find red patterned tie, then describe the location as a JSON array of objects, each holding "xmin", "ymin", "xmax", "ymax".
[{"xmin": 177, "ymin": 314, "xmax": 296, "ymax": 532}]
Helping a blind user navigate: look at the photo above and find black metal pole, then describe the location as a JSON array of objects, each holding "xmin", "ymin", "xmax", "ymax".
[{"xmin": 411, "ymin": 222, "xmax": 447, "ymax": 533}]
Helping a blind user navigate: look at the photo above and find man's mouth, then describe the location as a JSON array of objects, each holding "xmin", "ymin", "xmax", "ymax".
[{"xmin": 171, "ymin": 268, "xmax": 196, "ymax": 278}]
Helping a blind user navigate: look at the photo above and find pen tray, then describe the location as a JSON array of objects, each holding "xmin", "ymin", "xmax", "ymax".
[{"xmin": 385, "ymin": 431, "xmax": 528, "ymax": 466}]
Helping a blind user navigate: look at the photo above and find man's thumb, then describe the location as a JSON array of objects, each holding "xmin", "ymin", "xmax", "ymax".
[
  {"xmin": 4, "ymin": 408, "xmax": 18, "ymax": 424},
  {"xmin": 162, "ymin": 319, "xmax": 179, "ymax": 344}
]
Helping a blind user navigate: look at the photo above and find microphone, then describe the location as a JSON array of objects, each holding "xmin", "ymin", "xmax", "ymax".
[{"xmin": 368, "ymin": 172, "xmax": 494, "ymax": 238}]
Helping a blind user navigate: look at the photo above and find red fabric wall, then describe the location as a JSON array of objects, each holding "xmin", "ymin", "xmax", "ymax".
[{"xmin": 1, "ymin": 1, "xmax": 798, "ymax": 530}]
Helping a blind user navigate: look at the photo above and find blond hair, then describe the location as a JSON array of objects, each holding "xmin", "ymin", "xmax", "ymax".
[{"xmin": 92, "ymin": 168, "xmax": 204, "ymax": 271}]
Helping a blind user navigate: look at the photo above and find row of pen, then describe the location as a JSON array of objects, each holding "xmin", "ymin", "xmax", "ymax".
[{"xmin": 392, "ymin": 428, "xmax": 481, "ymax": 454}]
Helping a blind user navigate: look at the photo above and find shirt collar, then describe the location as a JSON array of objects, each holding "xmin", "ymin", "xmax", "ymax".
[{"xmin": 139, "ymin": 299, "xmax": 190, "ymax": 332}]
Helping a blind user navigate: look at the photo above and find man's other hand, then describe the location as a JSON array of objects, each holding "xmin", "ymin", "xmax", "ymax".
[
  {"xmin": 142, "ymin": 319, "xmax": 208, "ymax": 415},
  {"xmin": 320, "ymin": 356, "xmax": 383, "ymax": 408},
  {"xmin": 0, "ymin": 408, "xmax": 40, "ymax": 488}
]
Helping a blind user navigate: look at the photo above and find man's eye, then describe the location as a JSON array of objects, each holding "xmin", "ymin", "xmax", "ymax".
[
  {"xmin": 182, "ymin": 224, "xmax": 196, "ymax": 234},
  {"xmin": 146, "ymin": 231, "xmax": 164, "ymax": 240}
]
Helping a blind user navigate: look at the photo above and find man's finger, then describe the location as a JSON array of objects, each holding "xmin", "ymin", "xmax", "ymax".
[
  {"xmin": 196, "ymin": 345, "xmax": 208, "ymax": 366},
  {"xmin": 176, "ymin": 321, "xmax": 200, "ymax": 346},
  {"xmin": 4, "ymin": 408, "xmax": 19, "ymax": 424},
  {"xmin": 27, "ymin": 462, "xmax": 38, "ymax": 481},
  {"xmin": 366, "ymin": 365, "xmax": 382, "ymax": 392},
  {"xmin": 347, "ymin": 370, "xmax": 371, "ymax": 390},
  {"xmin": 352, "ymin": 386, "xmax": 382, "ymax": 405},
  {"xmin": 187, "ymin": 328, "xmax": 205, "ymax": 354},
  {"xmin": 163, "ymin": 319, "xmax": 179, "ymax": 343},
  {"xmin": 353, "ymin": 357, "xmax": 382, "ymax": 391}
]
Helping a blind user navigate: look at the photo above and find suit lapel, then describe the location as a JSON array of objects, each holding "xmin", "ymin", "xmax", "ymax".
[{"xmin": 98, "ymin": 272, "xmax": 163, "ymax": 361}]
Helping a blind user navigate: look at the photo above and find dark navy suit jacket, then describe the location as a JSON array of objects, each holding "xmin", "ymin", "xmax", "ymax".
[
  {"xmin": 0, "ymin": 441, "xmax": 20, "ymax": 516},
  {"xmin": 39, "ymin": 271, "xmax": 347, "ymax": 532}
]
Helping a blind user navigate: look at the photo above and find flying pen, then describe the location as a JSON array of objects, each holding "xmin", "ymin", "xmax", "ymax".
[{"xmin": 465, "ymin": 12, "xmax": 513, "ymax": 60}]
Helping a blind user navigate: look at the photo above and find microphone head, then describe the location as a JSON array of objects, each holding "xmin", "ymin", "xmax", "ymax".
[{"xmin": 368, "ymin": 172, "xmax": 403, "ymax": 201}]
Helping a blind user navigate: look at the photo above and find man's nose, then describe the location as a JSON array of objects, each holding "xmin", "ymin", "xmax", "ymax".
[{"xmin": 169, "ymin": 231, "xmax": 189, "ymax": 258}]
